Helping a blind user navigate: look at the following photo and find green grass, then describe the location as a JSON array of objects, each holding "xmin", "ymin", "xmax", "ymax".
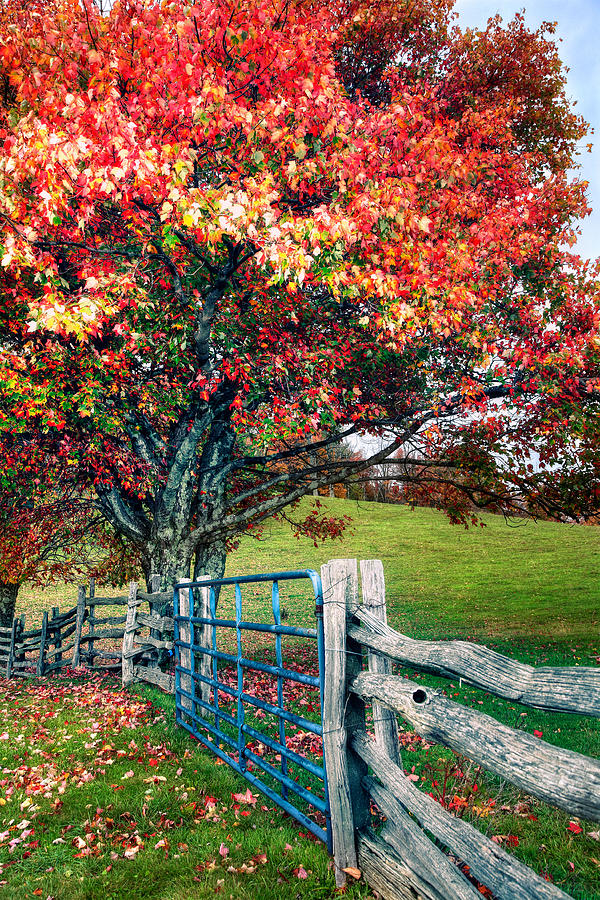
[
  {"xmin": 19, "ymin": 499, "xmax": 600, "ymax": 642},
  {"xmin": 0, "ymin": 673, "xmax": 369, "ymax": 900},
  {"xmin": 7, "ymin": 499, "xmax": 600, "ymax": 898},
  {"xmin": 227, "ymin": 499, "xmax": 600, "ymax": 643}
]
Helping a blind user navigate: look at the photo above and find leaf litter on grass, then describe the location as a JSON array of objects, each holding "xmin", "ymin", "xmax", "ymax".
[{"xmin": 0, "ymin": 672, "xmax": 369, "ymax": 900}]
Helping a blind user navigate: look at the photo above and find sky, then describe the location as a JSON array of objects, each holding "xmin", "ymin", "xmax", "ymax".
[{"xmin": 453, "ymin": 0, "xmax": 600, "ymax": 264}]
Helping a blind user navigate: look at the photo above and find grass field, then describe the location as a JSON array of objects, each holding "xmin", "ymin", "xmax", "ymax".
[
  {"xmin": 227, "ymin": 499, "xmax": 600, "ymax": 644},
  {"xmin": 7, "ymin": 499, "xmax": 600, "ymax": 898}
]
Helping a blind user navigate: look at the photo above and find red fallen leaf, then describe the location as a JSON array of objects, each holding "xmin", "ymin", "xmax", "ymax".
[
  {"xmin": 252, "ymin": 853, "xmax": 267, "ymax": 865},
  {"xmin": 232, "ymin": 788, "xmax": 257, "ymax": 806},
  {"xmin": 533, "ymin": 730, "xmax": 543, "ymax": 738},
  {"xmin": 219, "ymin": 843, "xmax": 229, "ymax": 858},
  {"xmin": 293, "ymin": 866, "xmax": 308, "ymax": 879},
  {"xmin": 148, "ymin": 759, "xmax": 159, "ymax": 768},
  {"xmin": 567, "ymin": 822, "xmax": 583, "ymax": 834},
  {"xmin": 204, "ymin": 797, "xmax": 217, "ymax": 807},
  {"xmin": 568, "ymin": 862, "xmax": 575, "ymax": 871},
  {"xmin": 506, "ymin": 836, "xmax": 519, "ymax": 847}
]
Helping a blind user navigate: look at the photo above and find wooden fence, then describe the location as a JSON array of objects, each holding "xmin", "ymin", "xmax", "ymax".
[
  {"xmin": 321, "ymin": 558, "xmax": 600, "ymax": 900},
  {"xmin": 0, "ymin": 577, "xmax": 172, "ymax": 684},
  {"xmin": 122, "ymin": 580, "xmax": 175, "ymax": 693}
]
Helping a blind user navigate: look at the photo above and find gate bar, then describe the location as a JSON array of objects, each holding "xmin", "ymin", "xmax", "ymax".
[{"xmin": 174, "ymin": 568, "xmax": 332, "ymax": 851}]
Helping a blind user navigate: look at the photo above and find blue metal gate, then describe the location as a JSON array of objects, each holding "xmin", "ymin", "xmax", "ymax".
[{"xmin": 173, "ymin": 570, "xmax": 331, "ymax": 849}]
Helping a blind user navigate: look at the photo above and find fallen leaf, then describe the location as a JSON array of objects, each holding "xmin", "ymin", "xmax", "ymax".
[{"xmin": 342, "ymin": 867, "xmax": 361, "ymax": 879}]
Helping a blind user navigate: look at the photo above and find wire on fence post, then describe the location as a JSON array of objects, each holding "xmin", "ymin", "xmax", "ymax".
[{"xmin": 321, "ymin": 558, "xmax": 365, "ymax": 888}]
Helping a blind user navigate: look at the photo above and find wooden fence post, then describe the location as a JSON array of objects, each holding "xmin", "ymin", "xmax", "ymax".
[
  {"xmin": 360, "ymin": 559, "xmax": 400, "ymax": 766},
  {"xmin": 321, "ymin": 558, "xmax": 369, "ymax": 887},
  {"xmin": 72, "ymin": 585, "xmax": 86, "ymax": 667},
  {"xmin": 51, "ymin": 606, "xmax": 63, "ymax": 669},
  {"xmin": 87, "ymin": 578, "xmax": 96, "ymax": 667},
  {"xmin": 147, "ymin": 573, "xmax": 162, "ymax": 670},
  {"xmin": 122, "ymin": 581, "xmax": 139, "ymax": 686},
  {"xmin": 36, "ymin": 610, "xmax": 48, "ymax": 676},
  {"xmin": 6, "ymin": 616, "xmax": 18, "ymax": 679},
  {"xmin": 17, "ymin": 615, "xmax": 25, "ymax": 669},
  {"xmin": 197, "ymin": 575, "xmax": 212, "ymax": 706},
  {"xmin": 177, "ymin": 578, "xmax": 193, "ymax": 723}
]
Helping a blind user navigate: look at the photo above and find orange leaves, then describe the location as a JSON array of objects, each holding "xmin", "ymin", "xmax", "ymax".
[{"xmin": 0, "ymin": 0, "xmax": 597, "ymax": 556}]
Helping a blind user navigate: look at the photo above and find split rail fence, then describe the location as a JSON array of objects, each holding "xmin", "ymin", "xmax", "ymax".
[
  {"xmin": 4, "ymin": 560, "xmax": 599, "ymax": 900},
  {"xmin": 322, "ymin": 558, "xmax": 600, "ymax": 900},
  {"xmin": 0, "ymin": 577, "xmax": 171, "ymax": 681}
]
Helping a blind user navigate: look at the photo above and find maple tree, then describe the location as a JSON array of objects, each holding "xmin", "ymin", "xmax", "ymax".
[{"xmin": 0, "ymin": 0, "xmax": 599, "ymax": 589}]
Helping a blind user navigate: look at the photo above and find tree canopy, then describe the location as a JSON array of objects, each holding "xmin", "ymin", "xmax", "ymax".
[{"xmin": 0, "ymin": 0, "xmax": 599, "ymax": 588}]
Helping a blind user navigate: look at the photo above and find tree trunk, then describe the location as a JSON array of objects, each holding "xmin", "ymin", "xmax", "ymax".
[
  {"xmin": 0, "ymin": 581, "xmax": 19, "ymax": 629},
  {"xmin": 141, "ymin": 538, "xmax": 193, "ymax": 593},
  {"xmin": 193, "ymin": 539, "xmax": 227, "ymax": 582}
]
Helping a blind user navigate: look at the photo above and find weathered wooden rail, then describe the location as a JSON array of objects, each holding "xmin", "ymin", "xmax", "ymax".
[{"xmin": 321, "ymin": 558, "xmax": 600, "ymax": 900}]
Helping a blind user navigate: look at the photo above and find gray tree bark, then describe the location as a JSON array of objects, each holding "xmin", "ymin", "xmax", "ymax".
[{"xmin": 0, "ymin": 581, "xmax": 19, "ymax": 629}]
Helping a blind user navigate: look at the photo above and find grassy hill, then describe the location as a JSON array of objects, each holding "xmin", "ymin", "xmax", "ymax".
[
  {"xmin": 226, "ymin": 498, "xmax": 600, "ymax": 647},
  {"xmin": 20, "ymin": 498, "xmax": 599, "ymax": 649}
]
